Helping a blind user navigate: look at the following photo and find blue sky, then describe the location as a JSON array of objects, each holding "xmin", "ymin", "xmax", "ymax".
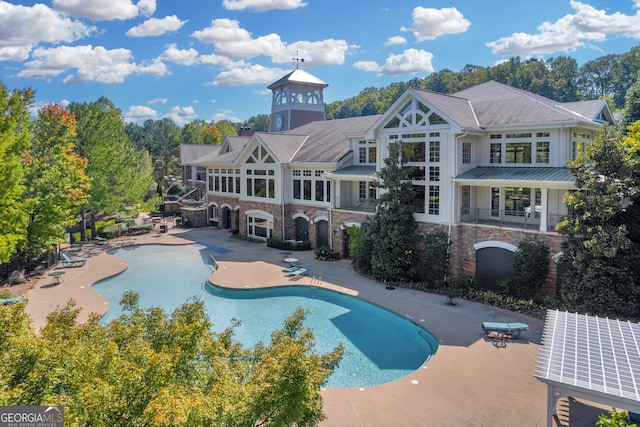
[{"xmin": 1, "ymin": 0, "xmax": 640, "ymax": 125}]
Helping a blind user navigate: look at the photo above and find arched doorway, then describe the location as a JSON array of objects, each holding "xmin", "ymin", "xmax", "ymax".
[
  {"xmin": 208, "ymin": 204, "xmax": 219, "ymax": 227},
  {"xmin": 316, "ymin": 220, "xmax": 328, "ymax": 248},
  {"xmin": 295, "ymin": 217, "xmax": 309, "ymax": 242},
  {"xmin": 223, "ymin": 207, "xmax": 232, "ymax": 230},
  {"xmin": 474, "ymin": 241, "xmax": 517, "ymax": 290}
]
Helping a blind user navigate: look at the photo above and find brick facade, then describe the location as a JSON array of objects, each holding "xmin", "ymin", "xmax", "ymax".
[{"xmin": 449, "ymin": 224, "xmax": 565, "ymax": 296}]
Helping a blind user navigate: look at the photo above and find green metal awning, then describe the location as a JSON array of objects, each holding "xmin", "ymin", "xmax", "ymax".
[
  {"xmin": 325, "ymin": 165, "xmax": 376, "ymax": 181},
  {"xmin": 454, "ymin": 167, "xmax": 576, "ymax": 189}
]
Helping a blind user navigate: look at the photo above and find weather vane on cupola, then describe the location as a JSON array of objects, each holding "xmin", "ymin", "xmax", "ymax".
[{"xmin": 292, "ymin": 50, "xmax": 304, "ymax": 69}]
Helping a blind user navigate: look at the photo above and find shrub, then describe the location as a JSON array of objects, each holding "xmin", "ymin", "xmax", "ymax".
[
  {"xmin": 344, "ymin": 225, "xmax": 362, "ymax": 258},
  {"xmin": 266, "ymin": 238, "xmax": 312, "ymax": 251},
  {"xmin": 415, "ymin": 231, "xmax": 449, "ymax": 288},
  {"xmin": 314, "ymin": 246, "xmax": 339, "ymax": 261},
  {"xmin": 511, "ymin": 240, "xmax": 550, "ymax": 300},
  {"xmin": 166, "ymin": 181, "xmax": 184, "ymax": 196}
]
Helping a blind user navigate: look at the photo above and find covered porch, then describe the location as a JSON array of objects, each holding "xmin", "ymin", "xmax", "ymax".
[
  {"xmin": 454, "ymin": 167, "xmax": 576, "ymax": 232},
  {"xmin": 325, "ymin": 165, "xmax": 377, "ymax": 213}
]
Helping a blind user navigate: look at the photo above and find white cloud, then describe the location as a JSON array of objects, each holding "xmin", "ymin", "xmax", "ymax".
[
  {"xmin": 160, "ymin": 44, "xmax": 199, "ymax": 65},
  {"xmin": 401, "ymin": 6, "xmax": 470, "ymax": 42},
  {"xmin": 222, "ymin": 0, "xmax": 307, "ymax": 12},
  {"xmin": 210, "ymin": 64, "xmax": 288, "ymax": 86},
  {"xmin": 123, "ymin": 105, "xmax": 158, "ymax": 123},
  {"xmin": 487, "ymin": 0, "xmax": 640, "ymax": 57},
  {"xmin": 167, "ymin": 105, "xmax": 197, "ymax": 126},
  {"xmin": 355, "ymin": 49, "xmax": 434, "ymax": 76},
  {"xmin": 211, "ymin": 109, "xmax": 241, "ymax": 123},
  {"xmin": 353, "ymin": 61, "xmax": 382, "ymax": 73},
  {"xmin": 17, "ymin": 45, "xmax": 167, "ymax": 83},
  {"xmin": 198, "ymin": 53, "xmax": 243, "ymax": 67},
  {"xmin": 215, "ymin": 33, "xmax": 284, "ymax": 60},
  {"xmin": 192, "ymin": 18, "xmax": 252, "ymax": 44},
  {"xmin": 147, "ymin": 97, "xmax": 167, "ymax": 104},
  {"xmin": 0, "ymin": 2, "xmax": 93, "ymax": 61},
  {"xmin": 384, "ymin": 36, "xmax": 407, "ymax": 47},
  {"xmin": 52, "ymin": 0, "xmax": 156, "ymax": 20},
  {"xmin": 126, "ymin": 15, "xmax": 187, "ymax": 37},
  {"xmin": 193, "ymin": 19, "xmax": 350, "ymax": 66},
  {"xmin": 272, "ymin": 40, "xmax": 349, "ymax": 66}
]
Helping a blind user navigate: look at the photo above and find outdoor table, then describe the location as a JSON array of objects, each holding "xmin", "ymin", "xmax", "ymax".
[
  {"xmin": 443, "ymin": 288, "xmax": 461, "ymax": 305},
  {"xmin": 283, "ymin": 257, "xmax": 299, "ymax": 264},
  {"xmin": 48, "ymin": 271, "xmax": 65, "ymax": 286}
]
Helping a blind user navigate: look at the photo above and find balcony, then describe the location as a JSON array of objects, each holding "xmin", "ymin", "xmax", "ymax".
[
  {"xmin": 334, "ymin": 197, "xmax": 376, "ymax": 213},
  {"xmin": 460, "ymin": 208, "xmax": 566, "ymax": 232}
]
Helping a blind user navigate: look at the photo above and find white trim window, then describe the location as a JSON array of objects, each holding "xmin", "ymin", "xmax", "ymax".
[
  {"xmin": 572, "ymin": 132, "xmax": 592, "ymax": 160},
  {"xmin": 358, "ymin": 140, "xmax": 377, "ymax": 164},
  {"xmin": 462, "ymin": 142, "xmax": 471, "ymax": 164},
  {"xmin": 292, "ymin": 169, "xmax": 330, "ymax": 202},
  {"xmin": 245, "ymin": 144, "xmax": 276, "ymax": 199},
  {"xmin": 246, "ymin": 212, "xmax": 273, "ymax": 240}
]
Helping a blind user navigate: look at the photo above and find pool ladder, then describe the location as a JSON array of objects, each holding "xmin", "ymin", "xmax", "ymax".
[{"xmin": 310, "ymin": 276, "xmax": 323, "ymax": 289}]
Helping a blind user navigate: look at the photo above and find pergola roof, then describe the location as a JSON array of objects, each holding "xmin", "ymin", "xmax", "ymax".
[{"xmin": 535, "ymin": 310, "xmax": 640, "ymax": 426}]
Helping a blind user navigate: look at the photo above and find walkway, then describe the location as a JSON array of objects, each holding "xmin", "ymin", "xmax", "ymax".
[{"xmin": 25, "ymin": 227, "xmax": 607, "ymax": 426}]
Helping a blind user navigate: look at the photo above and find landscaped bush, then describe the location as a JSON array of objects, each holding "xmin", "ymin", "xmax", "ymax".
[
  {"xmin": 314, "ymin": 246, "xmax": 339, "ymax": 261},
  {"xmin": 266, "ymin": 238, "xmax": 312, "ymax": 251},
  {"xmin": 463, "ymin": 287, "xmax": 540, "ymax": 315},
  {"xmin": 510, "ymin": 239, "xmax": 550, "ymax": 300},
  {"xmin": 166, "ymin": 181, "xmax": 184, "ymax": 196},
  {"xmin": 415, "ymin": 231, "xmax": 449, "ymax": 288}
]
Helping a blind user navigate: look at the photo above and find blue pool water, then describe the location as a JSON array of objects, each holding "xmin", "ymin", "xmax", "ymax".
[{"xmin": 93, "ymin": 244, "xmax": 438, "ymax": 388}]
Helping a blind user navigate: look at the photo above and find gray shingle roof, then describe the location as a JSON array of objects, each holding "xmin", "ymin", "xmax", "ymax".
[
  {"xmin": 452, "ymin": 81, "xmax": 603, "ymax": 127},
  {"xmin": 561, "ymin": 99, "xmax": 609, "ymax": 121},
  {"xmin": 180, "ymin": 144, "xmax": 220, "ymax": 166},
  {"xmin": 412, "ymin": 88, "xmax": 480, "ymax": 130},
  {"xmin": 188, "ymin": 136, "xmax": 251, "ymax": 165},
  {"xmin": 286, "ymin": 115, "xmax": 381, "ymax": 163}
]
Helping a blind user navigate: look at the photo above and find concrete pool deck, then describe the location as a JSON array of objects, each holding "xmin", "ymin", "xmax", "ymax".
[{"xmin": 24, "ymin": 227, "xmax": 607, "ymax": 426}]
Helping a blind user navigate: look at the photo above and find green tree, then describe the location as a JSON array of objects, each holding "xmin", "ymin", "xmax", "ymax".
[
  {"xmin": 557, "ymin": 126, "xmax": 640, "ymax": 318},
  {"xmin": 0, "ymin": 294, "xmax": 343, "ymax": 426},
  {"xmin": 578, "ymin": 54, "xmax": 620, "ymax": 101},
  {"xmin": 0, "ymin": 85, "xmax": 33, "ymax": 263},
  {"xmin": 20, "ymin": 104, "xmax": 91, "ymax": 257},
  {"xmin": 623, "ymin": 73, "xmax": 640, "ymax": 130},
  {"xmin": 181, "ymin": 119, "xmax": 207, "ymax": 144},
  {"xmin": 548, "ymin": 56, "xmax": 580, "ymax": 102},
  {"xmin": 215, "ymin": 120, "xmax": 238, "ymax": 139},
  {"xmin": 597, "ymin": 408, "xmax": 637, "ymax": 427},
  {"xmin": 134, "ymin": 117, "xmax": 183, "ymax": 179},
  {"xmin": 361, "ymin": 141, "xmax": 418, "ymax": 283},
  {"xmin": 70, "ymin": 98, "xmax": 155, "ymax": 239},
  {"xmin": 202, "ymin": 123, "xmax": 223, "ymax": 145},
  {"xmin": 243, "ymin": 114, "xmax": 270, "ymax": 132}
]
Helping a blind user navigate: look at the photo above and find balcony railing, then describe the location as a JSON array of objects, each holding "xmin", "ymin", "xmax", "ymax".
[
  {"xmin": 335, "ymin": 197, "xmax": 376, "ymax": 213},
  {"xmin": 460, "ymin": 208, "xmax": 566, "ymax": 232}
]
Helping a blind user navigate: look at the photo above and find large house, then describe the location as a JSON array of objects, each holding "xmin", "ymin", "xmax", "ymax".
[{"xmin": 180, "ymin": 69, "xmax": 614, "ymax": 293}]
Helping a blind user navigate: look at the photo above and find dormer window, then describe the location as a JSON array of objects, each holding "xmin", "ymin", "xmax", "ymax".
[{"xmin": 358, "ymin": 140, "xmax": 377, "ymax": 164}]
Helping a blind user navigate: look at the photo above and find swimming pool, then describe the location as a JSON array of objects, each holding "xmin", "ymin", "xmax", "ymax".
[{"xmin": 93, "ymin": 244, "xmax": 438, "ymax": 388}]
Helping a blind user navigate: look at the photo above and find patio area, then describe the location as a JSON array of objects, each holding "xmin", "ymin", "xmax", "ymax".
[{"xmin": 24, "ymin": 227, "xmax": 609, "ymax": 426}]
